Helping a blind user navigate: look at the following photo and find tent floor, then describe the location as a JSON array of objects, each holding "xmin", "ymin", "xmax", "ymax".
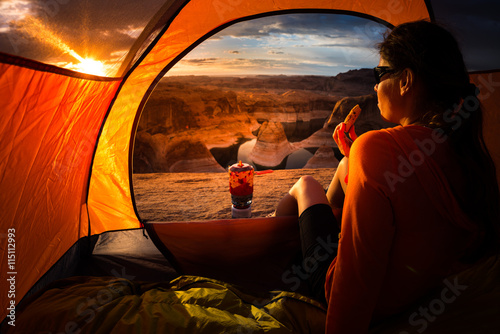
[{"xmin": 79, "ymin": 228, "xmax": 180, "ymax": 283}]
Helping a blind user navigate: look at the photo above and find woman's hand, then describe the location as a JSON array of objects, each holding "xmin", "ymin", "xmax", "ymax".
[{"xmin": 333, "ymin": 122, "xmax": 358, "ymax": 157}]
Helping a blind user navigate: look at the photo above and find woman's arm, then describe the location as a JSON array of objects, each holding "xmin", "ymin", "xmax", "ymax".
[
  {"xmin": 326, "ymin": 157, "xmax": 348, "ymax": 222},
  {"xmin": 325, "ymin": 130, "xmax": 396, "ymax": 333}
]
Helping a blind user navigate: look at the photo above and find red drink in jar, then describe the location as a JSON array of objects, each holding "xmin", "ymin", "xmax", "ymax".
[{"xmin": 229, "ymin": 161, "xmax": 254, "ymax": 217}]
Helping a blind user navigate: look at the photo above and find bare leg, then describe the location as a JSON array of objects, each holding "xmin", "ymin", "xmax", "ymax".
[
  {"xmin": 275, "ymin": 175, "xmax": 331, "ymax": 217},
  {"xmin": 326, "ymin": 157, "xmax": 348, "ymax": 222},
  {"xmin": 274, "ymin": 158, "xmax": 348, "ymax": 218},
  {"xmin": 274, "ymin": 193, "xmax": 299, "ymax": 217},
  {"xmin": 290, "ymin": 175, "xmax": 331, "ymax": 216}
]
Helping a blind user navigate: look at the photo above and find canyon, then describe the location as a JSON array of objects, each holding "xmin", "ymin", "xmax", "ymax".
[{"xmin": 133, "ymin": 69, "xmax": 395, "ymax": 173}]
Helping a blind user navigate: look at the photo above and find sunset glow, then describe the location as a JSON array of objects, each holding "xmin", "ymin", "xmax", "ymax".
[
  {"xmin": 74, "ymin": 58, "xmax": 106, "ymax": 76},
  {"xmin": 15, "ymin": 15, "xmax": 108, "ymax": 76}
]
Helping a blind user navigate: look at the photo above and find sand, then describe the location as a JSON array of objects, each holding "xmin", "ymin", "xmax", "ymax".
[{"xmin": 133, "ymin": 168, "xmax": 336, "ymax": 222}]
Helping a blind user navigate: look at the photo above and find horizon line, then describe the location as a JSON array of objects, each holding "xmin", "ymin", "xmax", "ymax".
[{"xmin": 164, "ymin": 68, "xmax": 371, "ymax": 78}]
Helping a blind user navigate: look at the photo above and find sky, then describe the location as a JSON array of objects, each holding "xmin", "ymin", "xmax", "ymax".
[
  {"xmin": 167, "ymin": 14, "xmax": 387, "ymax": 76},
  {"xmin": 0, "ymin": 0, "xmax": 499, "ymax": 77},
  {"xmin": 0, "ymin": 0, "xmax": 164, "ymax": 75}
]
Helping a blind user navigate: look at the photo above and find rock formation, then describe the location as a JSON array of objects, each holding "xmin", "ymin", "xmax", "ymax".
[
  {"xmin": 133, "ymin": 132, "xmax": 226, "ymax": 173},
  {"xmin": 133, "ymin": 71, "xmax": 387, "ymax": 173},
  {"xmin": 325, "ymin": 94, "xmax": 396, "ymax": 136},
  {"xmin": 303, "ymin": 146, "xmax": 339, "ymax": 169},
  {"xmin": 133, "ymin": 132, "xmax": 156, "ymax": 173},
  {"xmin": 158, "ymin": 136, "xmax": 226, "ymax": 173},
  {"xmin": 294, "ymin": 94, "xmax": 394, "ymax": 152},
  {"xmin": 249, "ymin": 121, "xmax": 296, "ymax": 168},
  {"xmin": 296, "ymin": 127, "xmax": 336, "ymax": 149}
]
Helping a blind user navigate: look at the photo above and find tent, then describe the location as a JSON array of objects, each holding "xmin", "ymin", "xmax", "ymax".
[{"xmin": 1, "ymin": 0, "xmax": 499, "ymax": 331}]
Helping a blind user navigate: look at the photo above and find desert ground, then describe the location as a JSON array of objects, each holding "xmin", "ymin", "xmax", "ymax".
[{"xmin": 133, "ymin": 168, "xmax": 336, "ymax": 222}]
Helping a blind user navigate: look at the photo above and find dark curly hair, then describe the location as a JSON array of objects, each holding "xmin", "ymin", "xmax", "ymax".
[{"xmin": 378, "ymin": 20, "xmax": 499, "ymax": 262}]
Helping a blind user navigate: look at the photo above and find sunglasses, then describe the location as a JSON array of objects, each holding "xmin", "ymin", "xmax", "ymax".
[{"xmin": 374, "ymin": 66, "xmax": 396, "ymax": 84}]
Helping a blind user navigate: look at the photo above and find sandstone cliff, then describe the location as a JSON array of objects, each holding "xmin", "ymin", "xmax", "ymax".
[
  {"xmin": 303, "ymin": 146, "xmax": 340, "ymax": 169},
  {"xmin": 325, "ymin": 94, "xmax": 396, "ymax": 136},
  {"xmin": 133, "ymin": 71, "xmax": 387, "ymax": 173},
  {"xmin": 249, "ymin": 121, "xmax": 296, "ymax": 167}
]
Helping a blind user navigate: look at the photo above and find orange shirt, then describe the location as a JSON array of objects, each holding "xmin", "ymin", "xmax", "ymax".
[{"xmin": 325, "ymin": 125, "xmax": 477, "ymax": 333}]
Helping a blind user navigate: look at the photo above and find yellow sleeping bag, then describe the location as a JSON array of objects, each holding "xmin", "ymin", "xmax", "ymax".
[{"xmin": 9, "ymin": 275, "xmax": 326, "ymax": 334}]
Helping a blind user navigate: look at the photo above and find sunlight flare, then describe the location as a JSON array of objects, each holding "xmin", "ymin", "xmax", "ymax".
[
  {"xmin": 16, "ymin": 16, "xmax": 107, "ymax": 76},
  {"xmin": 74, "ymin": 58, "xmax": 106, "ymax": 76}
]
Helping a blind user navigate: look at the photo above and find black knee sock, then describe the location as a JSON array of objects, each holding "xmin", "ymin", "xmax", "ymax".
[{"xmin": 298, "ymin": 204, "xmax": 340, "ymax": 304}]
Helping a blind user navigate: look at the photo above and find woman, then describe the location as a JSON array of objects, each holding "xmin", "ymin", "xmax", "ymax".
[{"xmin": 275, "ymin": 20, "xmax": 499, "ymax": 333}]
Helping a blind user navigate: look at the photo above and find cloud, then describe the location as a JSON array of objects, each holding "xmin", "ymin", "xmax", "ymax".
[
  {"xmin": 117, "ymin": 26, "xmax": 144, "ymax": 39},
  {"xmin": 181, "ymin": 58, "xmax": 219, "ymax": 65},
  {"xmin": 258, "ymin": 22, "xmax": 283, "ymax": 34},
  {"xmin": 218, "ymin": 13, "xmax": 386, "ymax": 43},
  {"xmin": 212, "ymin": 13, "xmax": 387, "ymax": 63},
  {"xmin": 268, "ymin": 50, "xmax": 285, "ymax": 55},
  {"xmin": 0, "ymin": 0, "xmax": 165, "ymax": 70},
  {"xmin": 0, "ymin": 0, "xmax": 32, "ymax": 28},
  {"xmin": 169, "ymin": 53, "xmax": 351, "ymax": 76},
  {"xmin": 162, "ymin": 12, "xmax": 387, "ymax": 76}
]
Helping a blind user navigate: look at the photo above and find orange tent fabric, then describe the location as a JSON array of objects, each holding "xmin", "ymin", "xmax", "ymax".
[
  {"xmin": 0, "ymin": 56, "xmax": 121, "ymax": 320},
  {"xmin": 147, "ymin": 216, "xmax": 302, "ymax": 292}
]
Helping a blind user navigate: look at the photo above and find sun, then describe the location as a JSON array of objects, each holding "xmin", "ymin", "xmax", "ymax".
[{"xmin": 75, "ymin": 58, "xmax": 106, "ymax": 76}]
